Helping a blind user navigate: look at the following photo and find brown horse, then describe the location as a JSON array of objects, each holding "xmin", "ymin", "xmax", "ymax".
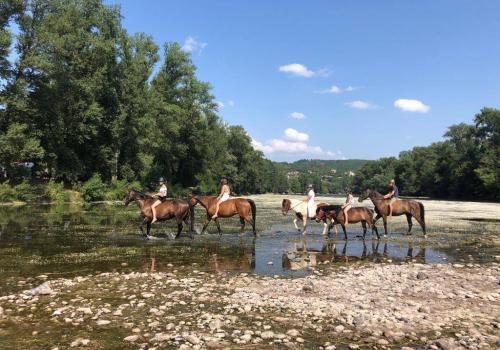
[
  {"xmin": 358, "ymin": 189, "xmax": 426, "ymax": 237},
  {"xmin": 124, "ymin": 189, "xmax": 194, "ymax": 238},
  {"xmin": 190, "ymin": 195, "xmax": 256, "ymax": 235},
  {"xmin": 315, "ymin": 205, "xmax": 379, "ymax": 240}
]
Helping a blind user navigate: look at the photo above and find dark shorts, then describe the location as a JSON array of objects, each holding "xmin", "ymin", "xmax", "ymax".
[{"xmin": 157, "ymin": 196, "xmax": 167, "ymax": 203}]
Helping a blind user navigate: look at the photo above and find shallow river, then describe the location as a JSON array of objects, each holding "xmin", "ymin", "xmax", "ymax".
[{"xmin": 1, "ymin": 196, "xmax": 497, "ymax": 295}]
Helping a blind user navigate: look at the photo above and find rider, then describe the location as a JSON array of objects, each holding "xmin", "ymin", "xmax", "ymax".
[
  {"xmin": 383, "ymin": 179, "xmax": 399, "ymax": 217},
  {"xmin": 151, "ymin": 177, "xmax": 168, "ymax": 224},
  {"xmin": 212, "ymin": 178, "xmax": 230, "ymax": 219},
  {"xmin": 306, "ymin": 184, "xmax": 315, "ymax": 218},
  {"xmin": 341, "ymin": 188, "xmax": 354, "ymax": 226}
]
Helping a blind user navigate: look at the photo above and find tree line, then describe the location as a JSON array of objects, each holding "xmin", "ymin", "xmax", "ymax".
[
  {"xmin": 353, "ymin": 108, "xmax": 499, "ymax": 200},
  {"xmin": 0, "ymin": 0, "xmax": 287, "ymax": 195},
  {"xmin": 1, "ymin": 1, "xmax": 498, "ymax": 200}
]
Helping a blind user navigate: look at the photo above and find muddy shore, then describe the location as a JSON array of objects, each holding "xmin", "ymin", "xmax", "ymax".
[{"xmin": 1, "ymin": 261, "xmax": 498, "ymax": 349}]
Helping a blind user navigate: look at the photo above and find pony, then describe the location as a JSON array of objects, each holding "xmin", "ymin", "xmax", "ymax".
[
  {"xmin": 358, "ymin": 189, "xmax": 426, "ymax": 237},
  {"xmin": 189, "ymin": 195, "xmax": 256, "ymax": 235},
  {"xmin": 281, "ymin": 198, "xmax": 331, "ymax": 235},
  {"xmin": 315, "ymin": 204, "xmax": 379, "ymax": 240},
  {"xmin": 124, "ymin": 189, "xmax": 194, "ymax": 238}
]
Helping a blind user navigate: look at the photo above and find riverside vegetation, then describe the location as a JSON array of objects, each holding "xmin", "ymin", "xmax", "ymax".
[{"xmin": 1, "ymin": 0, "xmax": 499, "ymax": 200}]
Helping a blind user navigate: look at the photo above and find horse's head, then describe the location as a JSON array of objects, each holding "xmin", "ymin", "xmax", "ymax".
[
  {"xmin": 358, "ymin": 189, "xmax": 372, "ymax": 202},
  {"xmin": 315, "ymin": 206, "xmax": 327, "ymax": 222},
  {"xmin": 190, "ymin": 196, "xmax": 208, "ymax": 210},
  {"xmin": 124, "ymin": 188, "xmax": 137, "ymax": 206},
  {"xmin": 281, "ymin": 199, "xmax": 291, "ymax": 215}
]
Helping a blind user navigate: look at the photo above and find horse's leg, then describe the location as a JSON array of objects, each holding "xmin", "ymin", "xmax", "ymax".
[
  {"xmin": 175, "ymin": 218, "xmax": 182, "ymax": 239},
  {"xmin": 201, "ymin": 216, "xmax": 212, "ymax": 234},
  {"xmin": 293, "ymin": 216, "xmax": 300, "ymax": 231},
  {"xmin": 146, "ymin": 222, "xmax": 151, "ymax": 237},
  {"xmin": 321, "ymin": 219, "xmax": 328, "ymax": 236},
  {"xmin": 214, "ymin": 218, "xmax": 222, "ymax": 235},
  {"xmin": 413, "ymin": 213, "xmax": 427, "ymax": 238},
  {"xmin": 139, "ymin": 217, "xmax": 148, "ymax": 236},
  {"xmin": 405, "ymin": 213, "xmax": 413, "ymax": 235},
  {"xmin": 341, "ymin": 224, "xmax": 347, "ymax": 240},
  {"xmin": 239, "ymin": 217, "xmax": 246, "ymax": 234},
  {"xmin": 361, "ymin": 221, "xmax": 367, "ymax": 240},
  {"xmin": 382, "ymin": 216, "xmax": 388, "ymax": 237},
  {"xmin": 370, "ymin": 217, "xmax": 380, "ymax": 240},
  {"xmin": 302, "ymin": 216, "xmax": 308, "ymax": 235}
]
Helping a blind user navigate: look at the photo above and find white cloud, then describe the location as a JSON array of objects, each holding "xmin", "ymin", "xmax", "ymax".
[
  {"xmin": 268, "ymin": 139, "xmax": 322, "ymax": 153},
  {"xmin": 278, "ymin": 63, "xmax": 315, "ymax": 77},
  {"xmin": 318, "ymin": 85, "xmax": 356, "ymax": 94},
  {"xmin": 284, "ymin": 128, "xmax": 309, "ymax": 142},
  {"xmin": 216, "ymin": 101, "xmax": 224, "ymax": 109},
  {"xmin": 394, "ymin": 99, "xmax": 430, "ymax": 113},
  {"xmin": 251, "ymin": 139, "xmax": 274, "ymax": 153},
  {"xmin": 181, "ymin": 36, "xmax": 207, "ymax": 53},
  {"xmin": 228, "ymin": 100, "xmax": 235, "ymax": 107},
  {"xmin": 345, "ymin": 100, "xmax": 378, "ymax": 110},
  {"xmin": 290, "ymin": 112, "xmax": 306, "ymax": 120}
]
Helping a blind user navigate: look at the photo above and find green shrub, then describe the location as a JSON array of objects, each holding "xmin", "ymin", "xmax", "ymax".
[
  {"xmin": 81, "ymin": 173, "xmax": 107, "ymax": 202},
  {"xmin": 0, "ymin": 181, "xmax": 16, "ymax": 202},
  {"xmin": 104, "ymin": 179, "xmax": 141, "ymax": 201},
  {"xmin": 14, "ymin": 181, "xmax": 41, "ymax": 202},
  {"xmin": 44, "ymin": 180, "xmax": 69, "ymax": 203}
]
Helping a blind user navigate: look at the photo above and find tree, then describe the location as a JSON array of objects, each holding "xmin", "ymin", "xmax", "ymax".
[
  {"xmin": 474, "ymin": 108, "xmax": 500, "ymax": 199},
  {"xmin": 0, "ymin": 122, "xmax": 44, "ymax": 179}
]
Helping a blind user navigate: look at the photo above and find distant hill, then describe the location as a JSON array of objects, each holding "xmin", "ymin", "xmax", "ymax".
[
  {"xmin": 277, "ymin": 159, "xmax": 367, "ymax": 175},
  {"xmin": 272, "ymin": 159, "xmax": 368, "ymax": 194}
]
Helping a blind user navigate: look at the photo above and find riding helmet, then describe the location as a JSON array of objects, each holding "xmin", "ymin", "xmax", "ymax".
[{"xmin": 159, "ymin": 177, "xmax": 166, "ymax": 182}]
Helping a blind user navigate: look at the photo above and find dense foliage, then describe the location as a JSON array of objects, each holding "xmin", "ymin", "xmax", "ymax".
[
  {"xmin": 0, "ymin": 0, "xmax": 286, "ymax": 194},
  {"xmin": 353, "ymin": 108, "xmax": 500, "ymax": 200}
]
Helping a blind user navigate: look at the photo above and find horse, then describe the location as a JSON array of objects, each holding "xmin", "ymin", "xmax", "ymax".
[
  {"xmin": 281, "ymin": 198, "xmax": 331, "ymax": 235},
  {"xmin": 358, "ymin": 189, "xmax": 426, "ymax": 238},
  {"xmin": 315, "ymin": 204, "xmax": 379, "ymax": 240},
  {"xmin": 124, "ymin": 189, "xmax": 194, "ymax": 239},
  {"xmin": 189, "ymin": 195, "xmax": 256, "ymax": 235}
]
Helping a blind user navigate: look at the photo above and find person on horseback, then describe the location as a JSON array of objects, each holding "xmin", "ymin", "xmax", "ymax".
[
  {"xmin": 383, "ymin": 179, "xmax": 399, "ymax": 217},
  {"xmin": 305, "ymin": 184, "xmax": 315, "ymax": 218},
  {"xmin": 212, "ymin": 178, "xmax": 230, "ymax": 219},
  {"xmin": 151, "ymin": 177, "xmax": 168, "ymax": 224},
  {"xmin": 341, "ymin": 188, "xmax": 355, "ymax": 226}
]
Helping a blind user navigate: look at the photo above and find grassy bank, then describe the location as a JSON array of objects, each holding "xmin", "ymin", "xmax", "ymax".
[{"xmin": 0, "ymin": 176, "xmax": 141, "ymax": 204}]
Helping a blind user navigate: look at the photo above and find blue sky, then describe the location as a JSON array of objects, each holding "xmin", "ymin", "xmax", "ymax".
[{"xmin": 110, "ymin": 1, "xmax": 500, "ymax": 161}]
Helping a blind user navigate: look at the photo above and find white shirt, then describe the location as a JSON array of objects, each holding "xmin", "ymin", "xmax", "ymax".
[
  {"xmin": 159, "ymin": 185, "xmax": 167, "ymax": 197},
  {"xmin": 307, "ymin": 189, "xmax": 315, "ymax": 205}
]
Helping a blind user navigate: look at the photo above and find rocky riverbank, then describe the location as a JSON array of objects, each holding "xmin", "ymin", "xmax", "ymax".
[{"xmin": 0, "ymin": 262, "xmax": 498, "ymax": 349}]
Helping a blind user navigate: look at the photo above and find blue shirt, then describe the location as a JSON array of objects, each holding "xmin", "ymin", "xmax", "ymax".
[{"xmin": 392, "ymin": 185, "xmax": 399, "ymax": 198}]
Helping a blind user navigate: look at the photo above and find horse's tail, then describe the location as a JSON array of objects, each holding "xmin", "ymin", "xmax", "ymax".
[
  {"xmin": 189, "ymin": 201, "xmax": 195, "ymax": 233},
  {"xmin": 247, "ymin": 199, "xmax": 257, "ymax": 233},
  {"xmin": 419, "ymin": 202, "xmax": 425, "ymax": 222}
]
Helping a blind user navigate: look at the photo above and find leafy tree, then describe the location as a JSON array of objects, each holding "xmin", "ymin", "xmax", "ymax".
[
  {"xmin": 474, "ymin": 108, "xmax": 500, "ymax": 199},
  {"xmin": 0, "ymin": 122, "xmax": 44, "ymax": 179}
]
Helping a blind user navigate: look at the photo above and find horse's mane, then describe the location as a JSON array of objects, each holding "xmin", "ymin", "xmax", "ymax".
[
  {"xmin": 318, "ymin": 204, "xmax": 342, "ymax": 212},
  {"xmin": 131, "ymin": 188, "xmax": 153, "ymax": 199}
]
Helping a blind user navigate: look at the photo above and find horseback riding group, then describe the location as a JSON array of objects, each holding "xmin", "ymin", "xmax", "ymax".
[{"xmin": 124, "ymin": 176, "xmax": 426, "ymax": 240}]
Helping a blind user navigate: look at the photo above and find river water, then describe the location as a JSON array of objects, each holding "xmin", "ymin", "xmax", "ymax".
[{"xmin": 0, "ymin": 200, "xmax": 497, "ymax": 295}]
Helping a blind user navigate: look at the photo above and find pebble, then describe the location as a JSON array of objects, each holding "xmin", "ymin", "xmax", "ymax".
[{"xmin": 123, "ymin": 335, "xmax": 139, "ymax": 342}]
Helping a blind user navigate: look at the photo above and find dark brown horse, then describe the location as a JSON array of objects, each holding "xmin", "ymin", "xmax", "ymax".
[
  {"xmin": 190, "ymin": 195, "xmax": 256, "ymax": 235},
  {"xmin": 315, "ymin": 205, "xmax": 379, "ymax": 240},
  {"xmin": 358, "ymin": 189, "xmax": 426, "ymax": 237},
  {"xmin": 124, "ymin": 189, "xmax": 194, "ymax": 238}
]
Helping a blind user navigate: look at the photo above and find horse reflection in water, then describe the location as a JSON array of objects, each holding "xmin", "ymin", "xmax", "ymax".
[
  {"xmin": 141, "ymin": 238, "xmax": 256, "ymax": 273},
  {"xmin": 209, "ymin": 238, "xmax": 256, "ymax": 273},
  {"xmin": 282, "ymin": 239, "xmax": 426, "ymax": 270}
]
